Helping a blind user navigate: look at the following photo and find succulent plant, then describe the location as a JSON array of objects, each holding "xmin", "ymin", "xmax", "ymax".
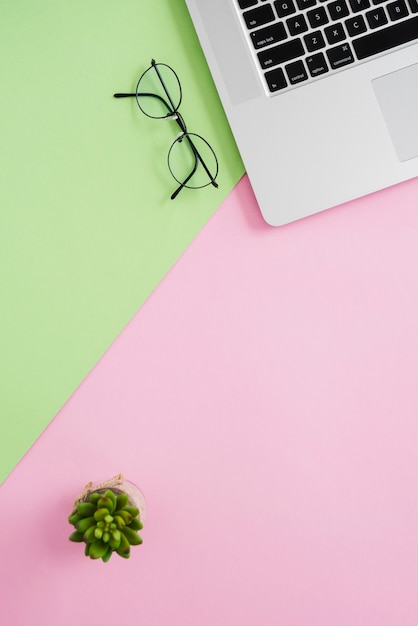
[{"xmin": 68, "ymin": 489, "xmax": 143, "ymax": 562}]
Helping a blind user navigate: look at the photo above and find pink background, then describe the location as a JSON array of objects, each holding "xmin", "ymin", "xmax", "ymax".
[{"xmin": 2, "ymin": 176, "xmax": 418, "ymax": 625}]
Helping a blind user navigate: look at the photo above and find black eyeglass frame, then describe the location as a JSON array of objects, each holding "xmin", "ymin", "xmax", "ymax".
[{"xmin": 114, "ymin": 59, "xmax": 219, "ymax": 200}]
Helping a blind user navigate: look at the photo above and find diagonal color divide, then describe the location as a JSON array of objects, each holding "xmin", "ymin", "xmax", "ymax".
[{"xmin": 0, "ymin": 0, "xmax": 244, "ymax": 482}]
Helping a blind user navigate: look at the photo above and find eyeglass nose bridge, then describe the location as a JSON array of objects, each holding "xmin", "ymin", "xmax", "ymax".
[{"xmin": 170, "ymin": 111, "xmax": 187, "ymax": 135}]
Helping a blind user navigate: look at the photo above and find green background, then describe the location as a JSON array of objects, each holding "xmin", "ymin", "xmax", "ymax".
[{"xmin": 0, "ymin": 0, "xmax": 244, "ymax": 483}]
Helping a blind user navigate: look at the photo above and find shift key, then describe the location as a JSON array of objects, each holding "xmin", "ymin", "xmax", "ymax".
[{"xmin": 258, "ymin": 38, "xmax": 305, "ymax": 69}]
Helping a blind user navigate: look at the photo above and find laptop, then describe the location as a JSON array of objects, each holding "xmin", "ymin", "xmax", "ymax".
[{"xmin": 184, "ymin": 0, "xmax": 418, "ymax": 225}]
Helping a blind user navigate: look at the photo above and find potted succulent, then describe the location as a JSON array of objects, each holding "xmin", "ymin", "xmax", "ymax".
[{"xmin": 68, "ymin": 474, "xmax": 146, "ymax": 562}]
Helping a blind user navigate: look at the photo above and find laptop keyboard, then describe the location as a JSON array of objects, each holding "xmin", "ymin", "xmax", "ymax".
[{"xmin": 234, "ymin": 0, "xmax": 418, "ymax": 94}]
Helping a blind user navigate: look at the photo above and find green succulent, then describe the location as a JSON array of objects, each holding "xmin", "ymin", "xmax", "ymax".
[{"xmin": 68, "ymin": 489, "xmax": 143, "ymax": 562}]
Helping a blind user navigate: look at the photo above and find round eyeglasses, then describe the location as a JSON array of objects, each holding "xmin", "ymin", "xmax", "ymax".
[{"xmin": 114, "ymin": 59, "xmax": 219, "ymax": 200}]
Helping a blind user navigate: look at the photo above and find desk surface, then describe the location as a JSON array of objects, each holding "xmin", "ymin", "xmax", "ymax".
[{"xmin": 2, "ymin": 175, "xmax": 418, "ymax": 625}]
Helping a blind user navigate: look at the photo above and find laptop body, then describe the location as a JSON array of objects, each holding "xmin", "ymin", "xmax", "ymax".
[{"xmin": 184, "ymin": 0, "xmax": 418, "ymax": 226}]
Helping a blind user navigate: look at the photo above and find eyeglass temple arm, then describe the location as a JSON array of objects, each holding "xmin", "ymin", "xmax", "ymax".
[
  {"xmin": 151, "ymin": 59, "xmax": 179, "ymax": 113},
  {"xmin": 113, "ymin": 91, "xmax": 175, "ymax": 117},
  {"xmin": 188, "ymin": 135, "xmax": 219, "ymax": 187}
]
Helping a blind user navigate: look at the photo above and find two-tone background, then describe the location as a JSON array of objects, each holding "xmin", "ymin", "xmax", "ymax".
[{"xmin": 1, "ymin": 2, "xmax": 417, "ymax": 624}]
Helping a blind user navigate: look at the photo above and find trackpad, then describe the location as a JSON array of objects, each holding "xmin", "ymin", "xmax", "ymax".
[{"xmin": 372, "ymin": 63, "xmax": 418, "ymax": 162}]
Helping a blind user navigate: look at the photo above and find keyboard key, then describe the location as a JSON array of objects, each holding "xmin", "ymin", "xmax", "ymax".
[
  {"xmin": 258, "ymin": 38, "xmax": 304, "ymax": 68},
  {"xmin": 345, "ymin": 14, "xmax": 367, "ymax": 35},
  {"xmin": 285, "ymin": 59, "xmax": 309, "ymax": 84},
  {"xmin": 366, "ymin": 7, "xmax": 388, "ymax": 28},
  {"xmin": 243, "ymin": 4, "xmax": 275, "ymax": 29},
  {"xmin": 306, "ymin": 52, "xmax": 329, "ymax": 76},
  {"xmin": 325, "ymin": 22, "xmax": 347, "ymax": 43},
  {"xmin": 387, "ymin": 0, "xmax": 409, "ymax": 20},
  {"xmin": 348, "ymin": 0, "xmax": 370, "ymax": 11},
  {"xmin": 238, "ymin": 0, "xmax": 258, "ymax": 8},
  {"xmin": 304, "ymin": 30, "xmax": 326, "ymax": 50},
  {"xmin": 307, "ymin": 6, "xmax": 329, "ymax": 27},
  {"xmin": 250, "ymin": 22, "xmax": 288, "ymax": 48},
  {"xmin": 264, "ymin": 67, "xmax": 288, "ymax": 91},
  {"xmin": 287, "ymin": 13, "xmax": 309, "ymax": 35},
  {"xmin": 296, "ymin": 0, "xmax": 317, "ymax": 8},
  {"xmin": 274, "ymin": 0, "xmax": 297, "ymax": 17},
  {"xmin": 408, "ymin": 0, "xmax": 418, "ymax": 11},
  {"xmin": 328, "ymin": 0, "xmax": 350, "ymax": 20},
  {"xmin": 326, "ymin": 42, "xmax": 355, "ymax": 68},
  {"xmin": 353, "ymin": 16, "xmax": 418, "ymax": 59}
]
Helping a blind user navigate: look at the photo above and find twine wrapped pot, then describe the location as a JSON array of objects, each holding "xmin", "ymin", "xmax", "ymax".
[{"xmin": 72, "ymin": 473, "xmax": 147, "ymax": 523}]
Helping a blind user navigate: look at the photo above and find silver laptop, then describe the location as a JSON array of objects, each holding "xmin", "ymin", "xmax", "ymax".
[{"xmin": 184, "ymin": 0, "xmax": 418, "ymax": 225}]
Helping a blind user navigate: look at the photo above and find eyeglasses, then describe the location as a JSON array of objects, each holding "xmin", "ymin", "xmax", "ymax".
[{"xmin": 114, "ymin": 59, "xmax": 219, "ymax": 200}]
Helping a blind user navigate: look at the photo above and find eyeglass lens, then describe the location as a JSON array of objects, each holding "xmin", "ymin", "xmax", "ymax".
[
  {"xmin": 168, "ymin": 133, "xmax": 218, "ymax": 190},
  {"xmin": 136, "ymin": 63, "xmax": 182, "ymax": 119}
]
